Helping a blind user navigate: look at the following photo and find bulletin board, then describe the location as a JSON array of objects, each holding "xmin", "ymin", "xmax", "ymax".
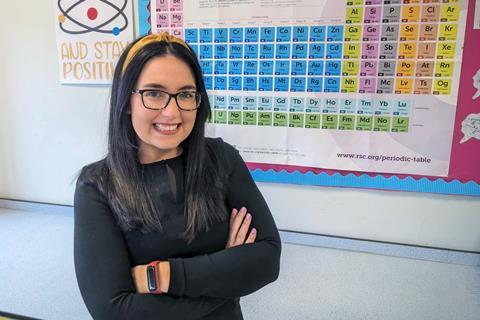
[{"xmin": 138, "ymin": 0, "xmax": 480, "ymax": 196}]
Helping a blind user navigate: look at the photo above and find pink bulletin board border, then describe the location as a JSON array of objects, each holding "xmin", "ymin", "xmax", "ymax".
[{"xmin": 449, "ymin": 0, "xmax": 480, "ymax": 182}]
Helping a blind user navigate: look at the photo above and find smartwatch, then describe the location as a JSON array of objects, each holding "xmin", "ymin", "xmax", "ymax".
[{"xmin": 147, "ymin": 260, "xmax": 162, "ymax": 294}]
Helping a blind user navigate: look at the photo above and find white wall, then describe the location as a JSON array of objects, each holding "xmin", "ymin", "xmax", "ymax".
[{"xmin": 0, "ymin": 1, "xmax": 479, "ymax": 252}]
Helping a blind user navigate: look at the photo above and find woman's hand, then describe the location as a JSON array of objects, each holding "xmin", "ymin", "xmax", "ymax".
[
  {"xmin": 226, "ymin": 207, "xmax": 257, "ymax": 248},
  {"xmin": 131, "ymin": 265, "xmax": 149, "ymax": 294}
]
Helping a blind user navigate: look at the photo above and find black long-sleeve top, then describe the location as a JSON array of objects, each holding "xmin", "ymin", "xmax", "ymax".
[{"xmin": 74, "ymin": 138, "xmax": 281, "ymax": 319}]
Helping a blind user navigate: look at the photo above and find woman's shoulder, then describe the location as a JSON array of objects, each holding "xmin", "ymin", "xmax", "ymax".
[
  {"xmin": 77, "ymin": 158, "xmax": 108, "ymax": 188},
  {"xmin": 205, "ymin": 137, "xmax": 239, "ymax": 159}
]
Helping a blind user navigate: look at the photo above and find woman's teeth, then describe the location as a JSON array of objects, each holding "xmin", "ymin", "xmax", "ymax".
[{"xmin": 154, "ymin": 124, "xmax": 178, "ymax": 131}]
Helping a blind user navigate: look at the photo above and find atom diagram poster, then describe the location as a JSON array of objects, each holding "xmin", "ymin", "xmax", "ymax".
[{"xmin": 54, "ymin": 0, "xmax": 134, "ymax": 84}]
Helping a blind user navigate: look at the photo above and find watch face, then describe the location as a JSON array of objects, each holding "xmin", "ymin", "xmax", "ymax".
[{"xmin": 147, "ymin": 265, "xmax": 157, "ymax": 292}]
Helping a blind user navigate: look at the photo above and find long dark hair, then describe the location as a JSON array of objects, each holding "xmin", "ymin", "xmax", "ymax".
[{"xmin": 82, "ymin": 35, "xmax": 227, "ymax": 243}]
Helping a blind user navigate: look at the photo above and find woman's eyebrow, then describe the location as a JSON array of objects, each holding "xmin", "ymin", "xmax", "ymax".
[{"xmin": 140, "ymin": 83, "xmax": 197, "ymax": 90}]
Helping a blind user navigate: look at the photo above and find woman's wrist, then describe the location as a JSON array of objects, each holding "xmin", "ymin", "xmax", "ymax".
[
  {"xmin": 158, "ymin": 261, "xmax": 170, "ymax": 293},
  {"xmin": 131, "ymin": 261, "xmax": 170, "ymax": 294}
]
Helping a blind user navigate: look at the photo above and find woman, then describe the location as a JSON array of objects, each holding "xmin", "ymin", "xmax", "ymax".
[{"xmin": 74, "ymin": 32, "xmax": 281, "ymax": 319}]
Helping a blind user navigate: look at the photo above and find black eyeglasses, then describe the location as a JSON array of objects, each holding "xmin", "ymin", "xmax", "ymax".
[{"xmin": 132, "ymin": 89, "xmax": 202, "ymax": 111}]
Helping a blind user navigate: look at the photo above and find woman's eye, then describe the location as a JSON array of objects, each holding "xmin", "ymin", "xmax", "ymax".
[
  {"xmin": 144, "ymin": 91, "xmax": 163, "ymax": 98},
  {"xmin": 178, "ymin": 91, "xmax": 195, "ymax": 99}
]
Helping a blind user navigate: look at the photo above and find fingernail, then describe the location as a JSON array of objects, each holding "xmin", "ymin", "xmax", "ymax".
[
  {"xmin": 246, "ymin": 213, "xmax": 251, "ymax": 220},
  {"xmin": 231, "ymin": 208, "xmax": 238, "ymax": 216},
  {"xmin": 240, "ymin": 207, "xmax": 247, "ymax": 214},
  {"xmin": 251, "ymin": 228, "xmax": 256, "ymax": 234}
]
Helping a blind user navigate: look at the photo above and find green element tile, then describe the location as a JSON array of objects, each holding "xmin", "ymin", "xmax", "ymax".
[
  {"xmin": 374, "ymin": 116, "xmax": 391, "ymax": 132},
  {"xmin": 258, "ymin": 112, "xmax": 273, "ymax": 126},
  {"xmin": 289, "ymin": 113, "xmax": 304, "ymax": 128},
  {"xmin": 273, "ymin": 112, "xmax": 288, "ymax": 127},
  {"xmin": 214, "ymin": 110, "xmax": 227, "ymax": 124},
  {"xmin": 305, "ymin": 114, "xmax": 321, "ymax": 128},
  {"xmin": 392, "ymin": 117, "xmax": 409, "ymax": 132},
  {"xmin": 322, "ymin": 114, "xmax": 338, "ymax": 129},
  {"xmin": 356, "ymin": 115, "xmax": 372, "ymax": 131},
  {"xmin": 242, "ymin": 111, "xmax": 257, "ymax": 125},
  {"xmin": 338, "ymin": 115, "xmax": 355, "ymax": 130},
  {"xmin": 228, "ymin": 111, "xmax": 242, "ymax": 125}
]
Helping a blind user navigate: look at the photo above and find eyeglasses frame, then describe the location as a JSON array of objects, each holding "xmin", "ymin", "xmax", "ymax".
[{"xmin": 132, "ymin": 89, "xmax": 202, "ymax": 111}]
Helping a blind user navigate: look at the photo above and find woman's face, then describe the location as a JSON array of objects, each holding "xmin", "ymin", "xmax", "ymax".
[{"xmin": 130, "ymin": 54, "xmax": 198, "ymax": 164}]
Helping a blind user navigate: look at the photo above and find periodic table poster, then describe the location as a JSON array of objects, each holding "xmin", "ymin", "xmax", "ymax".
[{"xmin": 140, "ymin": 0, "xmax": 480, "ymax": 195}]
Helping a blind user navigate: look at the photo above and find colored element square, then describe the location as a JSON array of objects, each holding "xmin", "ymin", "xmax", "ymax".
[
  {"xmin": 395, "ymin": 78, "xmax": 413, "ymax": 94},
  {"xmin": 214, "ymin": 28, "xmax": 228, "ymax": 43},
  {"xmin": 228, "ymin": 111, "xmax": 242, "ymax": 125},
  {"xmin": 275, "ymin": 61, "xmax": 290, "ymax": 75},
  {"xmin": 229, "ymin": 44, "xmax": 243, "ymax": 59},
  {"xmin": 214, "ymin": 110, "xmax": 227, "ymax": 124},
  {"xmin": 326, "ymin": 43, "xmax": 343, "ymax": 59},
  {"xmin": 199, "ymin": 45, "xmax": 213, "ymax": 59},
  {"xmin": 229, "ymin": 28, "xmax": 244, "ymax": 42},
  {"xmin": 245, "ymin": 28, "xmax": 259, "ymax": 42},
  {"xmin": 374, "ymin": 116, "xmax": 391, "ymax": 131},
  {"xmin": 274, "ymin": 77, "xmax": 289, "ymax": 92},
  {"xmin": 356, "ymin": 115, "xmax": 373, "ymax": 130},
  {"xmin": 307, "ymin": 77, "xmax": 323, "ymax": 92},
  {"xmin": 276, "ymin": 27, "xmax": 292, "ymax": 42},
  {"xmin": 199, "ymin": 28, "xmax": 213, "ymax": 42},
  {"xmin": 310, "ymin": 26, "xmax": 326, "ymax": 41},
  {"xmin": 291, "ymin": 77, "xmax": 306, "ymax": 92},
  {"xmin": 339, "ymin": 115, "xmax": 355, "ymax": 130},
  {"xmin": 291, "ymin": 60, "xmax": 307, "ymax": 75},
  {"xmin": 243, "ymin": 77, "xmax": 258, "ymax": 91},
  {"xmin": 260, "ymin": 27, "xmax": 275, "ymax": 42},
  {"xmin": 273, "ymin": 112, "xmax": 288, "ymax": 126},
  {"xmin": 260, "ymin": 44, "xmax": 275, "ymax": 59},
  {"xmin": 308, "ymin": 60, "xmax": 324, "ymax": 75},
  {"xmin": 305, "ymin": 114, "xmax": 321, "ymax": 128},
  {"xmin": 244, "ymin": 44, "xmax": 259, "ymax": 59},
  {"xmin": 341, "ymin": 77, "xmax": 359, "ymax": 93},
  {"xmin": 433, "ymin": 79, "xmax": 452, "ymax": 95},
  {"xmin": 325, "ymin": 60, "xmax": 342, "ymax": 75},
  {"xmin": 259, "ymin": 77, "xmax": 273, "ymax": 91},
  {"xmin": 258, "ymin": 112, "xmax": 273, "ymax": 126},
  {"xmin": 322, "ymin": 114, "xmax": 338, "ymax": 129},
  {"xmin": 200, "ymin": 60, "xmax": 213, "ymax": 74},
  {"xmin": 306, "ymin": 98, "xmax": 321, "ymax": 113},
  {"xmin": 214, "ymin": 76, "xmax": 227, "ymax": 90},
  {"xmin": 228, "ymin": 60, "xmax": 242, "ymax": 75},
  {"xmin": 327, "ymin": 26, "xmax": 344, "ymax": 41},
  {"xmin": 292, "ymin": 43, "xmax": 308, "ymax": 59},
  {"xmin": 228, "ymin": 77, "xmax": 242, "ymax": 91},
  {"xmin": 392, "ymin": 117, "xmax": 409, "ymax": 132},
  {"xmin": 214, "ymin": 60, "xmax": 227, "ymax": 74},
  {"xmin": 289, "ymin": 113, "xmax": 305, "ymax": 127},
  {"xmin": 228, "ymin": 96, "xmax": 242, "ymax": 110},
  {"xmin": 324, "ymin": 77, "xmax": 340, "ymax": 92},
  {"xmin": 258, "ymin": 96, "xmax": 273, "ymax": 110},
  {"xmin": 214, "ymin": 44, "xmax": 228, "ymax": 59},
  {"xmin": 243, "ymin": 96, "xmax": 257, "ymax": 110},
  {"xmin": 244, "ymin": 60, "xmax": 258, "ymax": 75},
  {"xmin": 293, "ymin": 26, "xmax": 309, "ymax": 42},
  {"xmin": 185, "ymin": 28, "xmax": 198, "ymax": 43},
  {"xmin": 276, "ymin": 44, "xmax": 291, "ymax": 59},
  {"xmin": 259, "ymin": 61, "xmax": 274, "ymax": 75},
  {"xmin": 242, "ymin": 111, "xmax": 257, "ymax": 125},
  {"xmin": 309, "ymin": 43, "xmax": 325, "ymax": 58}
]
